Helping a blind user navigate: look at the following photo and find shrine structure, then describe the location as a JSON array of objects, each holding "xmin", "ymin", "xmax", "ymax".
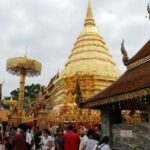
[
  {"xmin": 77, "ymin": 40, "xmax": 150, "ymax": 149},
  {"xmin": 46, "ymin": 0, "xmax": 120, "ymax": 124}
]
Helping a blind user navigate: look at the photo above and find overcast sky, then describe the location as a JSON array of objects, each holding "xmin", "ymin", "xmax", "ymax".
[{"xmin": 0, "ymin": 0, "xmax": 149, "ymax": 97}]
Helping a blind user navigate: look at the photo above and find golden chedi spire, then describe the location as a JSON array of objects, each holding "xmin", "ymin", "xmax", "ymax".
[
  {"xmin": 64, "ymin": 0, "xmax": 120, "ymax": 79},
  {"xmin": 84, "ymin": 0, "xmax": 95, "ymax": 26}
]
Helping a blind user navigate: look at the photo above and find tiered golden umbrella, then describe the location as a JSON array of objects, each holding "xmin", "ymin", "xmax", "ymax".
[{"xmin": 6, "ymin": 53, "xmax": 42, "ymax": 123}]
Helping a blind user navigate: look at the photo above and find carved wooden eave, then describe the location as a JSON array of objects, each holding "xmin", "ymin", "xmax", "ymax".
[
  {"xmin": 127, "ymin": 55, "xmax": 150, "ymax": 70},
  {"xmin": 83, "ymin": 87, "xmax": 150, "ymax": 108}
]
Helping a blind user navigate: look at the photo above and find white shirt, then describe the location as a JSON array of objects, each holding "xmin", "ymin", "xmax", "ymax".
[
  {"xmin": 85, "ymin": 139, "xmax": 98, "ymax": 150},
  {"xmin": 41, "ymin": 135, "xmax": 53, "ymax": 150},
  {"xmin": 26, "ymin": 132, "xmax": 32, "ymax": 145},
  {"xmin": 79, "ymin": 135, "xmax": 88, "ymax": 150},
  {"xmin": 93, "ymin": 144, "xmax": 110, "ymax": 150}
]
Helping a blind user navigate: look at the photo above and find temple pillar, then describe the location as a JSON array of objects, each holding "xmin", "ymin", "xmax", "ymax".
[
  {"xmin": 37, "ymin": 111, "xmax": 48, "ymax": 129},
  {"xmin": 101, "ymin": 106, "xmax": 122, "ymax": 137},
  {"xmin": 101, "ymin": 107, "xmax": 111, "ymax": 137}
]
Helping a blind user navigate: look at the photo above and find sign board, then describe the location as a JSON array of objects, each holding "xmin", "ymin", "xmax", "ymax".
[{"xmin": 120, "ymin": 130, "xmax": 133, "ymax": 138}]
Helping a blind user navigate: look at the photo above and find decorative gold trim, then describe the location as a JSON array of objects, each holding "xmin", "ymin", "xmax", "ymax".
[
  {"xmin": 127, "ymin": 55, "xmax": 150, "ymax": 69},
  {"xmin": 70, "ymin": 50, "xmax": 111, "ymax": 58},
  {"xmin": 83, "ymin": 88, "xmax": 150, "ymax": 108},
  {"xmin": 66, "ymin": 57, "xmax": 116, "ymax": 66}
]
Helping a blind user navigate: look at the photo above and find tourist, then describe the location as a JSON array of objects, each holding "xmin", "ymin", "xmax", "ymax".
[
  {"xmin": 62, "ymin": 124, "xmax": 67, "ymax": 134},
  {"xmin": 93, "ymin": 136, "xmax": 110, "ymax": 150},
  {"xmin": 54, "ymin": 127, "xmax": 64, "ymax": 150},
  {"xmin": 4, "ymin": 128, "xmax": 9, "ymax": 138},
  {"xmin": 0, "ymin": 127, "xmax": 2, "ymax": 144},
  {"xmin": 4, "ymin": 126, "xmax": 18, "ymax": 150},
  {"xmin": 63, "ymin": 124, "xmax": 80, "ymax": 150},
  {"xmin": 3, "ymin": 136, "xmax": 13, "ymax": 150},
  {"xmin": 26, "ymin": 128, "xmax": 33, "ymax": 150},
  {"xmin": 79, "ymin": 126, "xmax": 88, "ymax": 150},
  {"xmin": 34, "ymin": 127, "xmax": 41, "ymax": 150},
  {"xmin": 9, "ymin": 124, "xmax": 15, "ymax": 137},
  {"xmin": 11, "ymin": 124, "xmax": 28, "ymax": 150},
  {"xmin": 40, "ymin": 129, "xmax": 54, "ymax": 150},
  {"xmin": 84, "ymin": 129, "xmax": 99, "ymax": 150},
  {"xmin": 49, "ymin": 125, "xmax": 54, "ymax": 135},
  {"xmin": 0, "ymin": 128, "xmax": 4, "ymax": 150},
  {"xmin": 93, "ymin": 124, "xmax": 101, "ymax": 136},
  {"xmin": 0, "ymin": 141, "xmax": 4, "ymax": 150}
]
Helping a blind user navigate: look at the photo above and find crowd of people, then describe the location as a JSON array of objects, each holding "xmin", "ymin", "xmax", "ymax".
[{"xmin": 0, "ymin": 123, "xmax": 110, "ymax": 150}]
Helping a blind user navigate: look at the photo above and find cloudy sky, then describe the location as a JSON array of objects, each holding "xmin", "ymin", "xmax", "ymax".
[{"xmin": 0, "ymin": 0, "xmax": 149, "ymax": 97}]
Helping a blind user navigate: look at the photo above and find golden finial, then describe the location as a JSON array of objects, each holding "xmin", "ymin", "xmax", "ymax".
[
  {"xmin": 84, "ymin": 0, "xmax": 95, "ymax": 26},
  {"xmin": 87, "ymin": 0, "xmax": 93, "ymax": 18}
]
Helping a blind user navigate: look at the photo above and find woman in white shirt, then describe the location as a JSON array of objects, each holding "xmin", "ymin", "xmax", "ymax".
[
  {"xmin": 79, "ymin": 127, "xmax": 88, "ymax": 150},
  {"xmin": 93, "ymin": 136, "xmax": 110, "ymax": 150},
  {"xmin": 41, "ymin": 129, "xmax": 54, "ymax": 150}
]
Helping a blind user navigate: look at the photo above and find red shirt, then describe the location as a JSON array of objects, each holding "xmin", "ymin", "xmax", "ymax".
[{"xmin": 63, "ymin": 131, "xmax": 80, "ymax": 150}]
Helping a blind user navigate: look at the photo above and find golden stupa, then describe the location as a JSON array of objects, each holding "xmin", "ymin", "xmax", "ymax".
[{"xmin": 46, "ymin": 0, "xmax": 120, "ymax": 124}]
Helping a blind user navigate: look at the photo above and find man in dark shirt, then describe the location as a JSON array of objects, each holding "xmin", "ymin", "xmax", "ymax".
[
  {"xmin": 54, "ymin": 127, "xmax": 64, "ymax": 150},
  {"xmin": 11, "ymin": 129, "xmax": 28, "ymax": 150}
]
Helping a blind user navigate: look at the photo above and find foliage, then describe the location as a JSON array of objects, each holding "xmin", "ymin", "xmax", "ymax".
[
  {"xmin": 10, "ymin": 84, "xmax": 41, "ymax": 102},
  {"xmin": 1, "ymin": 102, "xmax": 9, "ymax": 109},
  {"xmin": 0, "ymin": 97, "xmax": 10, "ymax": 109}
]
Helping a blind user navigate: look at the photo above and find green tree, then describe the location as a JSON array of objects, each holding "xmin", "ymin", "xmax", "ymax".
[
  {"xmin": 0, "ymin": 96, "xmax": 11, "ymax": 109},
  {"xmin": 10, "ymin": 84, "xmax": 41, "ymax": 102}
]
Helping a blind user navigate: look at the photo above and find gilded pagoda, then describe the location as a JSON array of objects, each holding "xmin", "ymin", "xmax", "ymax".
[{"xmin": 46, "ymin": 0, "xmax": 120, "ymax": 124}]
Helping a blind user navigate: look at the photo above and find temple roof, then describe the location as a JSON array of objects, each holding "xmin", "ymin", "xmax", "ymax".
[
  {"xmin": 63, "ymin": 0, "xmax": 120, "ymax": 79},
  {"xmin": 78, "ymin": 40, "xmax": 150, "ymax": 108}
]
